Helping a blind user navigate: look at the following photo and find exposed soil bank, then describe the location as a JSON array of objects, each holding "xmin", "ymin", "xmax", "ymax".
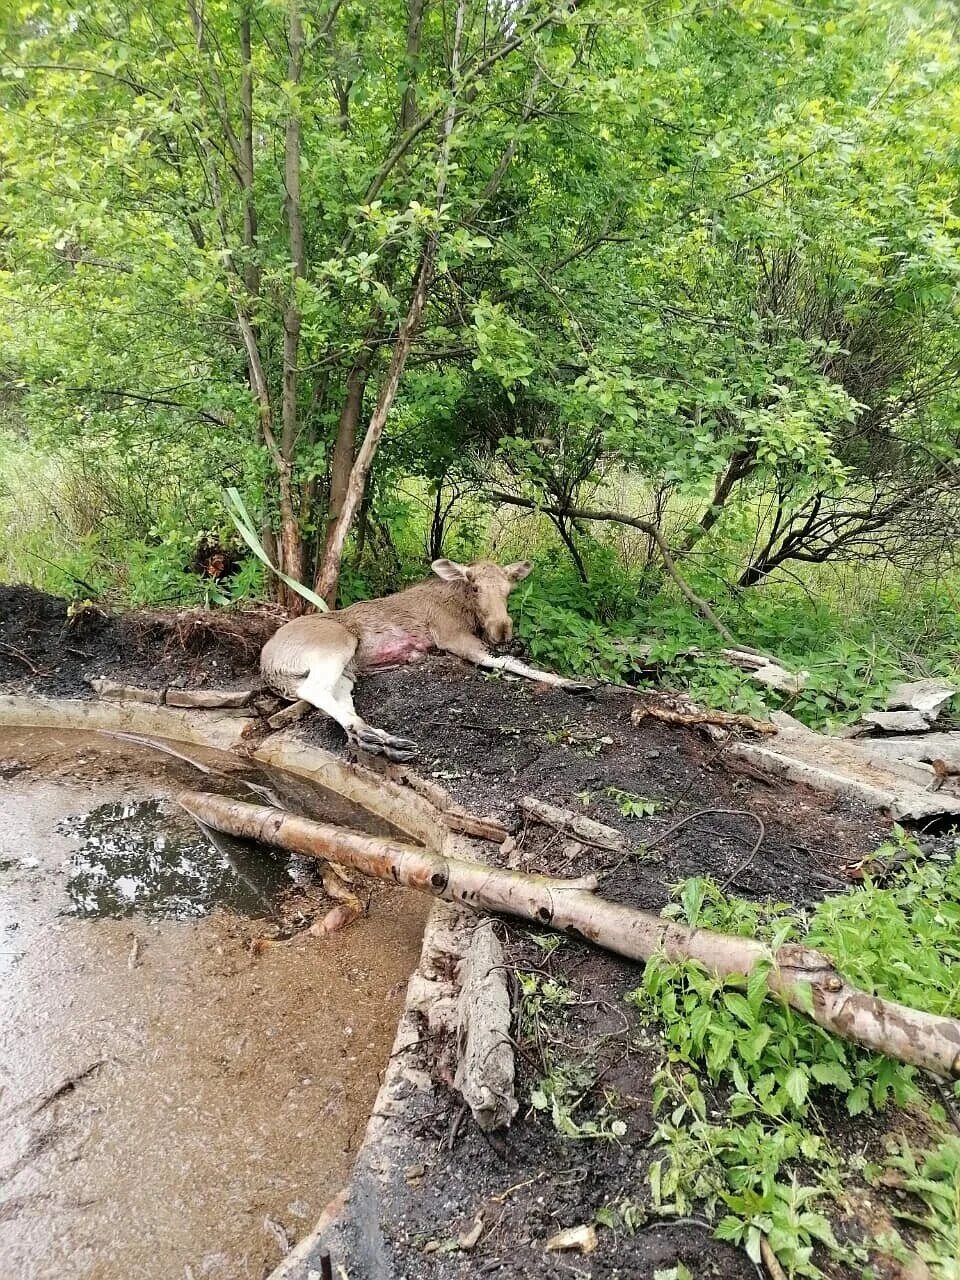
[
  {"xmin": 306, "ymin": 656, "xmax": 887, "ymax": 910},
  {"xmin": 0, "ymin": 584, "xmax": 274, "ymax": 697},
  {"xmin": 0, "ymin": 728, "xmax": 429, "ymax": 1280}
]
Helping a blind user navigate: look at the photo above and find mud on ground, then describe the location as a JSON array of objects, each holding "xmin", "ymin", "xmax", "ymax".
[
  {"xmin": 0, "ymin": 583, "xmax": 276, "ymax": 698},
  {"xmin": 0, "ymin": 727, "xmax": 429, "ymax": 1280}
]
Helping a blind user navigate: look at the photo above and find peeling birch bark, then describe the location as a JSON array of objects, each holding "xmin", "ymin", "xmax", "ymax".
[{"xmin": 177, "ymin": 791, "xmax": 960, "ymax": 1079}]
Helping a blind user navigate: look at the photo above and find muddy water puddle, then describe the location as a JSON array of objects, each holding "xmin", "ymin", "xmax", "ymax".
[{"xmin": 0, "ymin": 727, "xmax": 430, "ymax": 1280}]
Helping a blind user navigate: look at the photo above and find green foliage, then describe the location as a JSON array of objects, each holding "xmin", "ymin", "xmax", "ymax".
[
  {"xmin": 648, "ymin": 1075, "xmax": 850, "ymax": 1276},
  {"xmin": 885, "ymin": 1137, "xmax": 960, "ymax": 1280},
  {"xmin": 604, "ymin": 788, "xmax": 660, "ymax": 819},
  {"xmin": 629, "ymin": 849, "xmax": 960, "ymax": 1275},
  {"xmin": 516, "ymin": 970, "xmax": 577, "ymax": 1038},
  {"xmin": 529, "ymin": 1060, "xmax": 627, "ymax": 1141},
  {"xmin": 517, "ymin": 970, "xmax": 627, "ymax": 1141}
]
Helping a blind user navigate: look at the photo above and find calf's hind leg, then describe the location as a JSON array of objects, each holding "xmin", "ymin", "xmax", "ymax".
[{"xmin": 295, "ymin": 635, "xmax": 419, "ymax": 763}]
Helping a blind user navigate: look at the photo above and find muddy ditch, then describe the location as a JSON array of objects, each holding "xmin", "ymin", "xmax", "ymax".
[{"xmin": 0, "ymin": 726, "xmax": 429, "ymax": 1280}]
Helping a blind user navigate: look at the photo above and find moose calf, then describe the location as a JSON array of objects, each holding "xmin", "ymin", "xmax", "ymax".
[{"xmin": 260, "ymin": 558, "xmax": 588, "ymax": 761}]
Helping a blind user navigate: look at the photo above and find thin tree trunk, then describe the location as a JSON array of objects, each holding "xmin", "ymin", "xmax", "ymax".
[
  {"xmin": 551, "ymin": 514, "xmax": 589, "ymax": 582},
  {"xmin": 683, "ymin": 447, "xmax": 755, "ymax": 552},
  {"xmin": 315, "ymin": 0, "xmax": 466, "ymax": 605},
  {"xmin": 179, "ymin": 791, "xmax": 960, "ymax": 1080},
  {"xmin": 319, "ymin": 365, "xmax": 367, "ymax": 606},
  {"xmin": 399, "ymin": 0, "xmax": 428, "ymax": 130},
  {"xmin": 239, "ymin": 10, "xmax": 260, "ymax": 300},
  {"xmin": 278, "ymin": 0, "xmax": 307, "ymax": 609},
  {"xmin": 354, "ymin": 484, "xmax": 372, "ymax": 565},
  {"xmin": 314, "ymin": 254, "xmax": 433, "ymax": 602}
]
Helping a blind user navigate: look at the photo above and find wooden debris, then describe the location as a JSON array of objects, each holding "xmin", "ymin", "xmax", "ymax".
[
  {"xmin": 887, "ymin": 679, "xmax": 956, "ymax": 720},
  {"xmin": 178, "ymin": 790, "xmax": 960, "ymax": 1078},
  {"xmin": 88, "ymin": 678, "xmax": 255, "ymax": 711},
  {"xmin": 89, "ymin": 677, "xmax": 163, "ymax": 705},
  {"xmin": 721, "ymin": 649, "xmax": 808, "ymax": 694},
  {"xmin": 458, "ymin": 1214, "xmax": 485, "ymax": 1251},
  {"xmin": 452, "ymin": 923, "xmax": 518, "ymax": 1132},
  {"xmin": 442, "ymin": 810, "xmax": 510, "ymax": 842},
  {"xmin": 760, "ymin": 1236, "xmax": 788, "ymax": 1280},
  {"xmin": 861, "ymin": 710, "xmax": 934, "ymax": 734},
  {"xmin": 267, "ymin": 699, "xmax": 313, "ymax": 730},
  {"xmin": 931, "ymin": 758, "xmax": 960, "ymax": 793},
  {"xmin": 631, "ymin": 702, "xmax": 776, "ymax": 735},
  {"xmin": 545, "ymin": 1224, "xmax": 598, "ymax": 1254},
  {"xmin": 399, "ymin": 769, "xmax": 508, "ymax": 842},
  {"xmin": 519, "ymin": 796, "xmax": 626, "ymax": 853},
  {"xmin": 309, "ymin": 903, "xmax": 360, "ymax": 935},
  {"xmin": 165, "ymin": 687, "xmax": 253, "ymax": 709},
  {"xmin": 728, "ymin": 717, "xmax": 960, "ymax": 822},
  {"xmin": 312, "ymin": 865, "xmax": 364, "ymax": 933}
]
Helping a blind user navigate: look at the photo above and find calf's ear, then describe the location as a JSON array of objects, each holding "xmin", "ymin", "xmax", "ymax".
[
  {"xmin": 505, "ymin": 561, "xmax": 533, "ymax": 581},
  {"xmin": 431, "ymin": 558, "xmax": 469, "ymax": 581}
]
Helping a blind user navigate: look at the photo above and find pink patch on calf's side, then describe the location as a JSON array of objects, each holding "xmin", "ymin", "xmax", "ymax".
[{"xmin": 364, "ymin": 630, "xmax": 432, "ymax": 669}]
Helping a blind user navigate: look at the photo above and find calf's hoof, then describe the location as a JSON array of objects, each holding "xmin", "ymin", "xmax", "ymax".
[{"xmin": 349, "ymin": 725, "xmax": 420, "ymax": 763}]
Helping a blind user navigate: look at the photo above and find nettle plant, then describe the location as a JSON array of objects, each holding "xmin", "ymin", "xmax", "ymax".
[
  {"xmin": 627, "ymin": 838, "xmax": 960, "ymax": 1274},
  {"xmin": 631, "ymin": 862, "xmax": 957, "ymax": 1121}
]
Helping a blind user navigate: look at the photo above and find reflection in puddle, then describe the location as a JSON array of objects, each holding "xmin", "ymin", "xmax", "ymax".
[{"xmin": 60, "ymin": 798, "xmax": 301, "ymax": 919}]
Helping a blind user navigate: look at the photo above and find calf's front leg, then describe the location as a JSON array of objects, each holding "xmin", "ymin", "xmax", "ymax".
[{"xmin": 440, "ymin": 636, "xmax": 592, "ymax": 692}]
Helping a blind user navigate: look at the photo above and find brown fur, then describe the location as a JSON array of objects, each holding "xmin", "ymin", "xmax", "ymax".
[{"xmin": 259, "ymin": 559, "xmax": 582, "ymax": 761}]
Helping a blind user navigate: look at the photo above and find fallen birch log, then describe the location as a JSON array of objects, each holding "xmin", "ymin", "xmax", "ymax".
[
  {"xmin": 453, "ymin": 922, "xmax": 518, "ymax": 1131},
  {"xmin": 178, "ymin": 791, "xmax": 960, "ymax": 1079}
]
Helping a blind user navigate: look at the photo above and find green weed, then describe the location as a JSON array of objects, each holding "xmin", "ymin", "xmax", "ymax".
[
  {"xmin": 885, "ymin": 1137, "xmax": 960, "ymax": 1280},
  {"xmin": 629, "ymin": 849, "xmax": 960, "ymax": 1275},
  {"xmin": 604, "ymin": 788, "xmax": 660, "ymax": 819}
]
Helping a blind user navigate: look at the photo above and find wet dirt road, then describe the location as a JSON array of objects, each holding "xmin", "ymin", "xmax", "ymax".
[{"xmin": 0, "ymin": 727, "xmax": 429, "ymax": 1280}]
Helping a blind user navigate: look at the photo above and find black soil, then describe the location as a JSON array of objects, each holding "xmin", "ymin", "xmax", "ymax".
[
  {"xmin": 304, "ymin": 656, "xmax": 887, "ymax": 911},
  {"xmin": 295, "ymin": 659, "xmax": 914, "ymax": 1279},
  {"xmin": 0, "ymin": 583, "xmax": 277, "ymax": 697}
]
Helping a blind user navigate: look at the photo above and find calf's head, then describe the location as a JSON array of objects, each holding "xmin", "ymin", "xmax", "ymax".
[{"xmin": 431, "ymin": 558, "xmax": 533, "ymax": 644}]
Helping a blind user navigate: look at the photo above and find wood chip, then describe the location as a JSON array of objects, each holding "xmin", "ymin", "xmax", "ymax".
[
  {"xmin": 545, "ymin": 1224, "xmax": 597, "ymax": 1254},
  {"xmin": 458, "ymin": 1214, "xmax": 484, "ymax": 1251},
  {"xmin": 267, "ymin": 699, "xmax": 313, "ymax": 729}
]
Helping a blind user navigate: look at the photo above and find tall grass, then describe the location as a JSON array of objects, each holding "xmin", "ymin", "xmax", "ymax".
[{"xmin": 0, "ymin": 432, "xmax": 248, "ymax": 605}]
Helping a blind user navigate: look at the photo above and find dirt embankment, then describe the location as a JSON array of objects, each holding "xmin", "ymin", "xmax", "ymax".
[
  {"xmin": 0, "ymin": 583, "xmax": 277, "ymax": 698},
  {"xmin": 296, "ymin": 662, "xmax": 907, "ymax": 1280},
  {"xmin": 306, "ymin": 656, "xmax": 886, "ymax": 911}
]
